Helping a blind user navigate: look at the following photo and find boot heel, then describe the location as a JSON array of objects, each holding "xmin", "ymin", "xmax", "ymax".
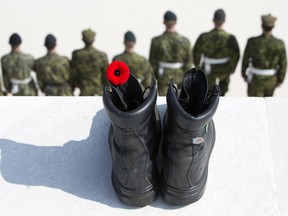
[
  {"xmin": 112, "ymin": 173, "xmax": 159, "ymax": 207},
  {"xmin": 161, "ymin": 167, "xmax": 208, "ymax": 206}
]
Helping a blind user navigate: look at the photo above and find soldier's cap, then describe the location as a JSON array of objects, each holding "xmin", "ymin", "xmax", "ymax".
[
  {"xmin": 9, "ymin": 33, "xmax": 22, "ymax": 45},
  {"xmin": 261, "ymin": 14, "xmax": 277, "ymax": 27},
  {"xmin": 124, "ymin": 31, "xmax": 136, "ymax": 42},
  {"xmin": 82, "ymin": 28, "xmax": 96, "ymax": 42},
  {"xmin": 164, "ymin": 11, "xmax": 177, "ymax": 21},
  {"xmin": 44, "ymin": 34, "xmax": 57, "ymax": 48},
  {"xmin": 213, "ymin": 9, "xmax": 226, "ymax": 22}
]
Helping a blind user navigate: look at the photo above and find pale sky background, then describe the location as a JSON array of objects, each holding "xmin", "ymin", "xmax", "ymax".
[{"xmin": 0, "ymin": 0, "xmax": 287, "ymax": 96}]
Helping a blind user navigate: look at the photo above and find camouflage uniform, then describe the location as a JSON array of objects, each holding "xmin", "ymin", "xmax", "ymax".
[
  {"xmin": 1, "ymin": 51, "xmax": 37, "ymax": 96},
  {"xmin": 33, "ymin": 52, "xmax": 73, "ymax": 96},
  {"xmin": 71, "ymin": 47, "xmax": 108, "ymax": 96},
  {"xmin": 149, "ymin": 31, "xmax": 193, "ymax": 95},
  {"xmin": 242, "ymin": 14, "xmax": 287, "ymax": 97},
  {"xmin": 193, "ymin": 29, "xmax": 240, "ymax": 95},
  {"xmin": 113, "ymin": 51, "xmax": 153, "ymax": 89},
  {"xmin": 241, "ymin": 34, "xmax": 287, "ymax": 96}
]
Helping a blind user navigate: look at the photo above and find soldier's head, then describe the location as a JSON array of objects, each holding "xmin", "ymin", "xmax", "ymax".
[
  {"xmin": 124, "ymin": 31, "xmax": 136, "ymax": 50},
  {"xmin": 44, "ymin": 34, "xmax": 57, "ymax": 51},
  {"xmin": 82, "ymin": 28, "xmax": 96, "ymax": 46},
  {"xmin": 261, "ymin": 14, "xmax": 276, "ymax": 32},
  {"xmin": 163, "ymin": 11, "xmax": 177, "ymax": 30},
  {"xmin": 9, "ymin": 33, "xmax": 22, "ymax": 49},
  {"xmin": 213, "ymin": 9, "xmax": 226, "ymax": 27}
]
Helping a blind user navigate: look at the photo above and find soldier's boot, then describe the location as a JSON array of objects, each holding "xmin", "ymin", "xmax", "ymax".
[
  {"xmin": 103, "ymin": 74, "xmax": 161, "ymax": 207},
  {"xmin": 161, "ymin": 68, "xmax": 220, "ymax": 206}
]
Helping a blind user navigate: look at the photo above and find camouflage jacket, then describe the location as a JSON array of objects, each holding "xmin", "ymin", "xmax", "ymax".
[
  {"xmin": 241, "ymin": 33, "xmax": 287, "ymax": 84},
  {"xmin": 149, "ymin": 31, "xmax": 193, "ymax": 78},
  {"xmin": 193, "ymin": 29, "xmax": 240, "ymax": 77},
  {"xmin": 112, "ymin": 51, "xmax": 153, "ymax": 88},
  {"xmin": 70, "ymin": 46, "xmax": 108, "ymax": 95},
  {"xmin": 33, "ymin": 52, "xmax": 72, "ymax": 96},
  {"xmin": 1, "ymin": 51, "xmax": 37, "ymax": 95}
]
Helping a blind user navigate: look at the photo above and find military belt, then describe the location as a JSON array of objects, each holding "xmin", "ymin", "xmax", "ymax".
[
  {"xmin": 250, "ymin": 67, "xmax": 277, "ymax": 76},
  {"xmin": 10, "ymin": 76, "xmax": 32, "ymax": 85},
  {"xmin": 203, "ymin": 57, "xmax": 230, "ymax": 75},
  {"xmin": 10, "ymin": 76, "xmax": 32, "ymax": 94},
  {"xmin": 158, "ymin": 61, "xmax": 184, "ymax": 76}
]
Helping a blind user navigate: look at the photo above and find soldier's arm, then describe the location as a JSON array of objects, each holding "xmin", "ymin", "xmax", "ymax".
[
  {"xmin": 141, "ymin": 59, "xmax": 153, "ymax": 87},
  {"xmin": 228, "ymin": 35, "xmax": 240, "ymax": 73},
  {"xmin": 193, "ymin": 34, "xmax": 204, "ymax": 68},
  {"xmin": 241, "ymin": 40, "xmax": 251, "ymax": 80},
  {"xmin": 0, "ymin": 59, "xmax": 12, "ymax": 93},
  {"xmin": 33, "ymin": 61, "xmax": 45, "ymax": 92},
  {"xmin": 69, "ymin": 54, "xmax": 78, "ymax": 90},
  {"xmin": 277, "ymin": 43, "xmax": 287, "ymax": 84},
  {"xmin": 184, "ymin": 40, "xmax": 193, "ymax": 71},
  {"xmin": 148, "ymin": 39, "xmax": 158, "ymax": 77},
  {"xmin": 101, "ymin": 54, "xmax": 109, "ymax": 86}
]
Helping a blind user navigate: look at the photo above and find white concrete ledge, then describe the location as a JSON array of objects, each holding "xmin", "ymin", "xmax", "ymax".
[{"xmin": 0, "ymin": 97, "xmax": 287, "ymax": 216}]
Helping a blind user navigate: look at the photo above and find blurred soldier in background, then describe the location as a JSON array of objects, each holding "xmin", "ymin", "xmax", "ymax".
[
  {"xmin": 241, "ymin": 14, "xmax": 287, "ymax": 97},
  {"xmin": 1, "ymin": 33, "xmax": 38, "ymax": 96},
  {"xmin": 0, "ymin": 82, "xmax": 4, "ymax": 96},
  {"xmin": 112, "ymin": 31, "xmax": 153, "ymax": 89},
  {"xmin": 193, "ymin": 9, "xmax": 240, "ymax": 96},
  {"xmin": 70, "ymin": 28, "xmax": 108, "ymax": 96},
  {"xmin": 149, "ymin": 11, "xmax": 193, "ymax": 95},
  {"xmin": 33, "ymin": 34, "xmax": 73, "ymax": 96}
]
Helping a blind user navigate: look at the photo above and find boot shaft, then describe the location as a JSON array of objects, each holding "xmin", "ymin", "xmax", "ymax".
[
  {"xmin": 103, "ymin": 74, "xmax": 160, "ymax": 190},
  {"xmin": 162, "ymin": 68, "xmax": 220, "ymax": 190}
]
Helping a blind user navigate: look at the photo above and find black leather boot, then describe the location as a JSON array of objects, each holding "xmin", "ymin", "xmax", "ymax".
[
  {"xmin": 161, "ymin": 68, "xmax": 220, "ymax": 206},
  {"xmin": 103, "ymin": 74, "xmax": 161, "ymax": 207}
]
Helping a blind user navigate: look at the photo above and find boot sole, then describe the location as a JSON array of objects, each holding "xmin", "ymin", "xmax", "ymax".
[
  {"xmin": 111, "ymin": 172, "xmax": 159, "ymax": 207},
  {"xmin": 161, "ymin": 166, "xmax": 208, "ymax": 206}
]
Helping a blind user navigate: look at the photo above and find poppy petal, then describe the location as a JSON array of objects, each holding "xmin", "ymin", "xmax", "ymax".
[{"xmin": 106, "ymin": 61, "xmax": 130, "ymax": 85}]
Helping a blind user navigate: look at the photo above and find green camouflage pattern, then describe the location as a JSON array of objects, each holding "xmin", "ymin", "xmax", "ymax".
[
  {"xmin": 242, "ymin": 34, "xmax": 287, "ymax": 96},
  {"xmin": 112, "ymin": 51, "xmax": 153, "ymax": 89},
  {"xmin": 33, "ymin": 52, "xmax": 72, "ymax": 96},
  {"xmin": 149, "ymin": 31, "xmax": 193, "ymax": 95},
  {"xmin": 1, "ymin": 51, "xmax": 37, "ymax": 96},
  {"xmin": 193, "ymin": 29, "xmax": 240, "ymax": 95},
  {"xmin": 70, "ymin": 46, "xmax": 108, "ymax": 96}
]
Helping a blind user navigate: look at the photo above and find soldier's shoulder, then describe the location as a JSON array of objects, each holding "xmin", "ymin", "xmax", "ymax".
[
  {"xmin": 1, "ymin": 53, "xmax": 10, "ymax": 62},
  {"xmin": 112, "ymin": 53, "xmax": 124, "ymax": 61},
  {"xmin": 151, "ymin": 34, "xmax": 163, "ymax": 43},
  {"xmin": 58, "ymin": 55, "xmax": 70, "ymax": 63},
  {"xmin": 179, "ymin": 35, "xmax": 191, "ymax": 44},
  {"xmin": 20, "ymin": 52, "xmax": 34, "ymax": 60},
  {"xmin": 273, "ymin": 36, "xmax": 285, "ymax": 45}
]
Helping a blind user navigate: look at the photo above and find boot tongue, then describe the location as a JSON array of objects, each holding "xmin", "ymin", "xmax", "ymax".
[
  {"xmin": 179, "ymin": 69, "xmax": 207, "ymax": 116},
  {"xmin": 111, "ymin": 75, "xmax": 144, "ymax": 111}
]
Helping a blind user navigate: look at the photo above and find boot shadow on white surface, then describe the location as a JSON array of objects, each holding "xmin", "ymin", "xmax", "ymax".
[{"xmin": 0, "ymin": 106, "xmax": 179, "ymax": 209}]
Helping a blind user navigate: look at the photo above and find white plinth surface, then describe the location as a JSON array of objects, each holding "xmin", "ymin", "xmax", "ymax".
[{"xmin": 0, "ymin": 97, "xmax": 287, "ymax": 216}]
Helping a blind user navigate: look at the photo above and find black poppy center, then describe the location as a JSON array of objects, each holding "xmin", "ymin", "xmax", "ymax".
[{"xmin": 114, "ymin": 69, "xmax": 121, "ymax": 76}]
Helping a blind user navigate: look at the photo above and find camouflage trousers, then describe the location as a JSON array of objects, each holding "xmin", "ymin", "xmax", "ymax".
[
  {"xmin": 207, "ymin": 75, "xmax": 230, "ymax": 96},
  {"xmin": 247, "ymin": 75, "xmax": 277, "ymax": 97},
  {"xmin": 157, "ymin": 68, "xmax": 185, "ymax": 96},
  {"xmin": 44, "ymin": 83, "xmax": 73, "ymax": 96}
]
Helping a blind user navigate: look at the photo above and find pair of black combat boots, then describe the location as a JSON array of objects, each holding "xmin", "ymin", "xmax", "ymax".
[{"xmin": 103, "ymin": 67, "xmax": 220, "ymax": 207}]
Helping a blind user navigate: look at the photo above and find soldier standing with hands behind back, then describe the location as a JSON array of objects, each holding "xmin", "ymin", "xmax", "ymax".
[
  {"xmin": 241, "ymin": 14, "xmax": 287, "ymax": 97},
  {"xmin": 33, "ymin": 34, "xmax": 73, "ymax": 96},
  {"xmin": 149, "ymin": 11, "xmax": 193, "ymax": 96},
  {"xmin": 193, "ymin": 9, "xmax": 240, "ymax": 96},
  {"xmin": 1, "ymin": 33, "xmax": 38, "ymax": 96},
  {"xmin": 70, "ymin": 29, "xmax": 109, "ymax": 96},
  {"xmin": 113, "ymin": 31, "xmax": 153, "ymax": 89}
]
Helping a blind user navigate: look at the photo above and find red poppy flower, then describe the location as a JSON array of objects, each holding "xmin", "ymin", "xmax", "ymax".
[{"xmin": 106, "ymin": 61, "xmax": 130, "ymax": 86}]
